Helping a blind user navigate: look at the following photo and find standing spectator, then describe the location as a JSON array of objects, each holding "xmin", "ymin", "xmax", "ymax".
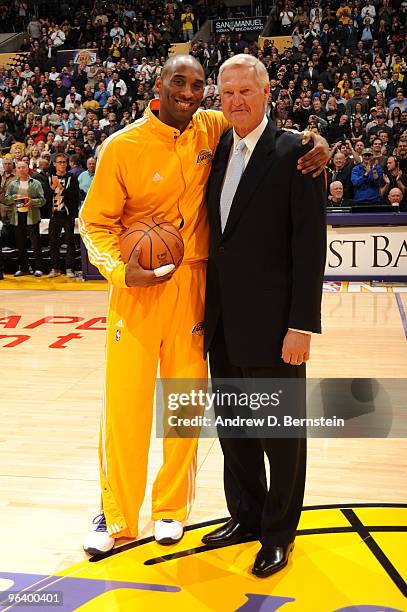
[
  {"xmin": 367, "ymin": 112, "xmax": 393, "ymax": 142},
  {"xmin": 102, "ymin": 112, "xmax": 121, "ymax": 137},
  {"xmin": 0, "ymin": 233, "xmax": 3, "ymax": 279},
  {"xmin": 32, "ymin": 157, "xmax": 53, "ymax": 218},
  {"xmin": 5, "ymin": 160, "xmax": 44, "ymax": 277},
  {"xmin": 27, "ymin": 16, "xmax": 41, "ymax": 40},
  {"xmin": 50, "ymin": 25, "xmax": 66, "ymax": 49},
  {"xmin": 0, "ymin": 157, "xmax": 16, "ymax": 248},
  {"xmin": 107, "ymin": 72, "xmax": 127, "ymax": 97},
  {"xmin": 109, "ymin": 20, "xmax": 124, "ymax": 41},
  {"xmin": 385, "ymin": 71, "xmax": 405, "ymax": 104},
  {"xmin": 181, "ymin": 6, "xmax": 194, "ymax": 42},
  {"xmin": 380, "ymin": 156, "xmax": 406, "ymax": 201},
  {"xmin": 94, "ymin": 82, "xmax": 109, "ymax": 107},
  {"xmin": 78, "ymin": 157, "xmax": 96, "ymax": 206},
  {"xmin": 328, "ymin": 149, "xmax": 353, "ymax": 198},
  {"xmin": 389, "ymin": 89, "xmax": 407, "ymax": 113},
  {"xmin": 48, "ymin": 153, "xmax": 80, "ymax": 278},
  {"xmin": 351, "ymin": 148, "xmax": 383, "ymax": 203},
  {"xmin": 83, "ymin": 130, "xmax": 98, "ymax": 158},
  {"xmin": 69, "ymin": 154, "xmax": 84, "ymax": 179},
  {"xmin": 280, "ymin": 4, "xmax": 294, "ymax": 34},
  {"xmin": 371, "ymin": 138, "xmax": 388, "ymax": 169},
  {"xmin": 393, "ymin": 110, "xmax": 407, "ymax": 142},
  {"xmin": 0, "ymin": 123, "xmax": 14, "ymax": 155}
]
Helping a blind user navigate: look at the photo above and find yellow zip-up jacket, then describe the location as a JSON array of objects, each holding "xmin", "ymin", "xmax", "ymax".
[{"xmin": 79, "ymin": 104, "xmax": 229, "ymax": 287}]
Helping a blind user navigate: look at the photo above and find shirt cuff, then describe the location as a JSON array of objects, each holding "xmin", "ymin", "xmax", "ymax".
[{"xmin": 288, "ymin": 328, "xmax": 312, "ymax": 335}]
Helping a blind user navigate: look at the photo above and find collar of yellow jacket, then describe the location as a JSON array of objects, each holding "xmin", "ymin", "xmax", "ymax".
[{"xmin": 145, "ymin": 101, "xmax": 195, "ymax": 140}]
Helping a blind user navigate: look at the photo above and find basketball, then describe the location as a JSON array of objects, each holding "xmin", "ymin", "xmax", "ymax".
[{"xmin": 119, "ymin": 216, "xmax": 184, "ymax": 270}]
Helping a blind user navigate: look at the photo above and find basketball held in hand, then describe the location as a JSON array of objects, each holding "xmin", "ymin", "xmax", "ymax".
[{"xmin": 119, "ymin": 216, "xmax": 184, "ymax": 270}]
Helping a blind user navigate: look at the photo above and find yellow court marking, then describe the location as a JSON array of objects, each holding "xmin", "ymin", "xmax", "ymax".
[
  {"xmin": 354, "ymin": 507, "xmax": 407, "ymax": 527},
  {"xmin": 1, "ymin": 506, "xmax": 404, "ymax": 612},
  {"xmin": 0, "ymin": 275, "xmax": 107, "ymax": 291}
]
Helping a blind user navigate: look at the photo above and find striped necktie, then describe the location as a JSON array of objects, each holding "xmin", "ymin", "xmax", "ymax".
[{"xmin": 220, "ymin": 139, "xmax": 247, "ymax": 232}]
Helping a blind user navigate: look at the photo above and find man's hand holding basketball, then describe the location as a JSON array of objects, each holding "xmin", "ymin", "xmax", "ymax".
[
  {"xmin": 298, "ymin": 132, "xmax": 329, "ymax": 177},
  {"xmin": 125, "ymin": 247, "xmax": 175, "ymax": 287},
  {"xmin": 281, "ymin": 330, "xmax": 311, "ymax": 366}
]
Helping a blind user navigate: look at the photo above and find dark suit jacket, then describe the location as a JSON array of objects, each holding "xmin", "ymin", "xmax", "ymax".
[
  {"xmin": 204, "ymin": 122, "xmax": 327, "ymax": 367},
  {"xmin": 302, "ymin": 69, "xmax": 320, "ymax": 88}
]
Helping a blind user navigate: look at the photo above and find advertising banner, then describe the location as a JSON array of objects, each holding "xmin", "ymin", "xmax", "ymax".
[
  {"xmin": 213, "ymin": 17, "xmax": 267, "ymax": 35},
  {"xmin": 326, "ymin": 225, "xmax": 407, "ymax": 279},
  {"xmin": 57, "ymin": 48, "xmax": 98, "ymax": 69}
]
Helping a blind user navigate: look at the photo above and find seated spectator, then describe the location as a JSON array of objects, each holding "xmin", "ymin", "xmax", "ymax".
[
  {"xmin": 327, "ymin": 181, "xmax": 352, "ymax": 207},
  {"xmin": 351, "ymin": 148, "xmax": 383, "ymax": 203},
  {"xmin": 387, "ymin": 187, "xmax": 404, "ymax": 207}
]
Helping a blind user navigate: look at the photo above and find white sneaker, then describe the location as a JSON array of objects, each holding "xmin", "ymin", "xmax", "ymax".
[
  {"xmin": 34, "ymin": 270, "xmax": 43, "ymax": 277},
  {"xmin": 48, "ymin": 269, "xmax": 61, "ymax": 278},
  {"xmin": 65, "ymin": 269, "xmax": 75, "ymax": 278},
  {"xmin": 83, "ymin": 513, "xmax": 115, "ymax": 555},
  {"xmin": 154, "ymin": 519, "xmax": 184, "ymax": 545}
]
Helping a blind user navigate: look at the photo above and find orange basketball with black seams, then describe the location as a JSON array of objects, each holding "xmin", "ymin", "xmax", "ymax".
[{"xmin": 119, "ymin": 216, "xmax": 184, "ymax": 270}]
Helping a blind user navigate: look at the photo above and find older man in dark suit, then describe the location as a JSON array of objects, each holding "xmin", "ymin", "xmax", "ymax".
[{"xmin": 202, "ymin": 55, "xmax": 327, "ymax": 578}]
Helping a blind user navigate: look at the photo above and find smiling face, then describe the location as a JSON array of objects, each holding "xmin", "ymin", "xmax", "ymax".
[
  {"xmin": 220, "ymin": 65, "xmax": 269, "ymax": 138},
  {"xmin": 156, "ymin": 56, "xmax": 204, "ymax": 132}
]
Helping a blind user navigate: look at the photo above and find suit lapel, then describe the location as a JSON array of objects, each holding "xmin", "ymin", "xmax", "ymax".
[
  {"xmin": 223, "ymin": 121, "xmax": 277, "ymax": 239},
  {"xmin": 208, "ymin": 130, "xmax": 233, "ymax": 241}
]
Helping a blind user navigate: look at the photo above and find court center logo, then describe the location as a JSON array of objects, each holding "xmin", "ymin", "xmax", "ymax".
[{"xmin": 2, "ymin": 505, "xmax": 405, "ymax": 611}]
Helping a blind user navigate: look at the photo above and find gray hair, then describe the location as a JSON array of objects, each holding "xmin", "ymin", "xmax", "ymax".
[{"xmin": 218, "ymin": 54, "xmax": 269, "ymax": 90}]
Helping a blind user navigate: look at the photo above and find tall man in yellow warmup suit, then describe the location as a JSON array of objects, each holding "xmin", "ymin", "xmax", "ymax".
[{"xmin": 79, "ymin": 55, "xmax": 328, "ymax": 554}]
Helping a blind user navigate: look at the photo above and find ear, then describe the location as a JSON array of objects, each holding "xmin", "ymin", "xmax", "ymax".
[
  {"xmin": 264, "ymin": 81, "xmax": 271, "ymax": 105},
  {"xmin": 155, "ymin": 76, "xmax": 162, "ymax": 96}
]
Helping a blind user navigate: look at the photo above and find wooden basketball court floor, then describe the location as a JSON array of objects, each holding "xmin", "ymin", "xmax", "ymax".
[{"xmin": 0, "ymin": 283, "xmax": 406, "ymax": 610}]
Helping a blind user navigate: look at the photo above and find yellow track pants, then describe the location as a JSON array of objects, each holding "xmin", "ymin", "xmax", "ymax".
[{"xmin": 99, "ymin": 262, "xmax": 207, "ymax": 538}]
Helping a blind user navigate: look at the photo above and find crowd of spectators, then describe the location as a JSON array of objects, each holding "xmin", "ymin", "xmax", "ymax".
[{"xmin": 0, "ymin": 0, "xmax": 406, "ymax": 279}]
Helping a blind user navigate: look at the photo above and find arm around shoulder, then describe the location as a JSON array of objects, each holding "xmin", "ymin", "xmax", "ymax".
[{"xmin": 289, "ymin": 144, "xmax": 327, "ymax": 333}]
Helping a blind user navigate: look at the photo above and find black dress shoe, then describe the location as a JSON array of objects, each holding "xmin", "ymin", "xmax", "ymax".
[
  {"xmin": 252, "ymin": 542, "xmax": 295, "ymax": 578},
  {"xmin": 202, "ymin": 518, "xmax": 255, "ymax": 547}
]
